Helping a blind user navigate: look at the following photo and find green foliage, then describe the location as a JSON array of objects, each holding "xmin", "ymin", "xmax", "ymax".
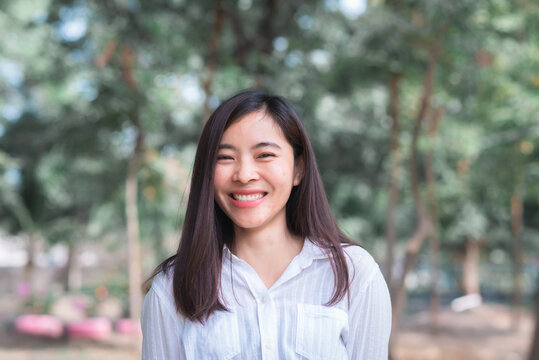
[{"xmin": 0, "ymin": 0, "xmax": 537, "ymax": 300}]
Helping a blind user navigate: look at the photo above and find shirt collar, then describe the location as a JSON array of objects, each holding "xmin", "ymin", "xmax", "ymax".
[
  {"xmin": 223, "ymin": 238, "xmax": 327, "ymax": 268},
  {"xmin": 296, "ymin": 238, "xmax": 327, "ymax": 269},
  {"xmin": 223, "ymin": 243, "xmax": 238, "ymax": 263}
]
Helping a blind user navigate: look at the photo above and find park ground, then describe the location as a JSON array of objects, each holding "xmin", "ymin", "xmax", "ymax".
[{"xmin": 0, "ymin": 298, "xmax": 533, "ymax": 360}]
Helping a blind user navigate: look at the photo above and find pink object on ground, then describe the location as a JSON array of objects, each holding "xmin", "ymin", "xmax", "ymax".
[
  {"xmin": 15, "ymin": 314, "xmax": 64, "ymax": 338},
  {"xmin": 16, "ymin": 282, "xmax": 31, "ymax": 297},
  {"xmin": 66, "ymin": 317, "xmax": 112, "ymax": 340},
  {"xmin": 115, "ymin": 318, "xmax": 142, "ymax": 335}
]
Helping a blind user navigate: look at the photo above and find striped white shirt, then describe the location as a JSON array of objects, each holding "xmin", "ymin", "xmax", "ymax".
[{"xmin": 141, "ymin": 239, "xmax": 391, "ymax": 359}]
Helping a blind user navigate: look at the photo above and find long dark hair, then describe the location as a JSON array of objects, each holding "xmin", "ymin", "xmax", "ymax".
[{"xmin": 152, "ymin": 90, "xmax": 353, "ymax": 322}]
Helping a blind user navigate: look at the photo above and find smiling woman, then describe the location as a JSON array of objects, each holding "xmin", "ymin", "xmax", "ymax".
[
  {"xmin": 214, "ymin": 111, "xmax": 301, "ymax": 236},
  {"xmin": 141, "ymin": 90, "xmax": 391, "ymax": 359}
]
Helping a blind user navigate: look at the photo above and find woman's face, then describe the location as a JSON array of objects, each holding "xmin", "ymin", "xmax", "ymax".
[{"xmin": 214, "ymin": 111, "xmax": 301, "ymax": 233}]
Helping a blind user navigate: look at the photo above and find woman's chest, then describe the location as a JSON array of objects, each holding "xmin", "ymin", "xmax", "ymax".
[{"xmin": 181, "ymin": 301, "xmax": 350, "ymax": 360}]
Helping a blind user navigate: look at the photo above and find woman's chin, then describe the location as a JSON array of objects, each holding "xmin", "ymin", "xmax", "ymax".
[
  {"xmin": 233, "ymin": 221, "xmax": 265, "ymax": 231},
  {"xmin": 229, "ymin": 216, "xmax": 269, "ymax": 232}
]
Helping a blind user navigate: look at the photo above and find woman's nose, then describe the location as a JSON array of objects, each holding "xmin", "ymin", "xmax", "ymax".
[{"xmin": 232, "ymin": 159, "xmax": 259, "ymax": 183}]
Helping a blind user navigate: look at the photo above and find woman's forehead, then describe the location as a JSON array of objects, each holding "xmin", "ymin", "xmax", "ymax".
[{"xmin": 222, "ymin": 111, "xmax": 286, "ymax": 142}]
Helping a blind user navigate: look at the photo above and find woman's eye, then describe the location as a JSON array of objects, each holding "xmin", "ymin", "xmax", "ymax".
[
  {"xmin": 217, "ymin": 155, "xmax": 233, "ymax": 161},
  {"xmin": 258, "ymin": 153, "xmax": 275, "ymax": 159}
]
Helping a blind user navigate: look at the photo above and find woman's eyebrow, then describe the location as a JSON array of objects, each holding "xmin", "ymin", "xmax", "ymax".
[
  {"xmin": 217, "ymin": 142, "xmax": 282, "ymax": 150},
  {"xmin": 217, "ymin": 144, "xmax": 235, "ymax": 150},
  {"xmin": 253, "ymin": 142, "xmax": 281, "ymax": 150}
]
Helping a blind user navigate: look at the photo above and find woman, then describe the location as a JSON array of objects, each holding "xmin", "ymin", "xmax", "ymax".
[{"xmin": 141, "ymin": 90, "xmax": 391, "ymax": 359}]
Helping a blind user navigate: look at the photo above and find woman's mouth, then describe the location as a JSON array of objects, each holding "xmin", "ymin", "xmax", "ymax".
[
  {"xmin": 230, "ymin": 192, "xmax": 267, "ymax": 201},
  {"xmin": 228, "ymin": 192, "xmax": 267, "ymax": 208}
]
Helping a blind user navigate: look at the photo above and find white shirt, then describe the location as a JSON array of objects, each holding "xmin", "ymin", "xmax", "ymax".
[{"xmin": 141, "ymin": 239, "xmax": 391, "ymax": 359}]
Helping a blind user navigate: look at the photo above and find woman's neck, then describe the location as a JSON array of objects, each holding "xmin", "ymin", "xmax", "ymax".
[{"xmin": 231, "ymin": 225, "xmax": 304, "ymax": 288}]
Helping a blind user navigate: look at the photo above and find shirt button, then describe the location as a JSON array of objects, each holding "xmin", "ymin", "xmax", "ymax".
[
  {"xmin": 265, "ymin": 343, "xmax": 272, "ymax": 350},
  {"xmin": 261, "ymin": 295, "xmax": 268, "ymax": 304}
]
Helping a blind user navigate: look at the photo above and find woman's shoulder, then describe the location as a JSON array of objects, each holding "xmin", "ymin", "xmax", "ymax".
[
  {"xmin": 341, "ymin": 243, "xmax": 382, "ymax": 290},
  {"xmin": 142, "ymin": 268, "xmax": 185, "ymax": 343},
  {"xmin": 308, "ymin": 239, "xmax": 378, "ymax": 274},
  {"xmin": 341, "ymin": 243, "xmax": 376, "ymax": 267},
  {"xmin": 148, "ymin": 269, "xmax": 175, "ymax": 304}
]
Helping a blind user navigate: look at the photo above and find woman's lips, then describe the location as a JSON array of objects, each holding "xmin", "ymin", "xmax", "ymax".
[{"xmin": 228, "ymin": 192, "xmax": 267, "ymax": 208}]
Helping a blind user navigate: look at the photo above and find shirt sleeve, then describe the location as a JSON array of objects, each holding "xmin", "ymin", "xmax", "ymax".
[
  {"xmin": 346, "ymin": 257, "xmax": 392, "ymax": 360},
  {"xmin": 141, "ymin": 277, "xmax": 185, "ymax": 360}
]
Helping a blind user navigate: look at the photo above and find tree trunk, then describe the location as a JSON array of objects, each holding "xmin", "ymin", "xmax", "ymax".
[
  {"xmin": 384, "ymin": 72, "xmax": 402, "ymax": 285},
  {"xmin": 254, "ymin": 0, "xmax": 278, "ymax": 87},
  {"xmin": 126, "ymin": 130, "xmax": 144, "ymax": 323},
  {"xmin": 121, "ymin": 45, "xmax": 137, "ymax": 90},
  {"xmin": 527, "ymin": 276, "xmax": 539, "ymax": 360},
  {"xmin": 511, "ymin": 194, "xmax": 524, "ymax": 330},
  {"xmin": 425, "ymin": 107, "xmax": 443, "ymax": 332},
  {"xmin": 202, "ymin": 0, "xmax": 225, "ymax": 123},
  {"xmin": 389, "ymin": 35, "xmax": 443, "ymax": 353},
  {"xmin": 62, "ymin": 241, "xmax": 81, "ymax": 292},
  {"xmin": 7, "ymin": 190, "xmax": 38, "ymax": 293},
  {"xmin": 24, "ymin": 232, "xmax": 39, "ymax": 294},
  {"xmin": 119, "ymin": 43, "xmax": 145, "ymax": 326},
  {"xmin": 461, "ymin": 238, "xmax": 480, "ymax": 295},
  {"xmin": 390, "ymin": 218, "xmax": 431, "ymax": 331}
]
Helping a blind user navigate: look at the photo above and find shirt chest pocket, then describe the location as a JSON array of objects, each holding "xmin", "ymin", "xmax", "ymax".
[
  {"xmin": 182, "ymin": 310, "xmax": 241, "ymax": 360},
  {"xmin": 295, "ymin": 304, "xmax": 349, "ymax": 360}
]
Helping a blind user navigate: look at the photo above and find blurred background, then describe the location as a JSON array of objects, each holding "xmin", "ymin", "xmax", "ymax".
[{"xmin": 0, "ymin": 0, "xmax": 538, "ymax": 359}]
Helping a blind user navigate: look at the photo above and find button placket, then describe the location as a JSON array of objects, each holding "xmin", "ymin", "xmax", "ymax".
[{"xmin": 257, "ymin": 292, "xmax": 277, "ymax": 360}]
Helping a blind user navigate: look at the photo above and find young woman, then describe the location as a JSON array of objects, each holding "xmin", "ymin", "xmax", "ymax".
[{"xmin": 141, "ymin": 90, "xmax": 391, "ymax": 359}]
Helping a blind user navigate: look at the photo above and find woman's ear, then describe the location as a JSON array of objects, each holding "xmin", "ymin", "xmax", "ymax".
[{"xmin": 293, "ymin": 156, "xmax": 305, "ymax": 186}]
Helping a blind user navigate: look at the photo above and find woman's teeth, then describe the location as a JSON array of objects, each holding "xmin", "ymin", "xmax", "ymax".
[{"xmin": 232, "ymin": 193, "xmax": 265, "ymax": 201}]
